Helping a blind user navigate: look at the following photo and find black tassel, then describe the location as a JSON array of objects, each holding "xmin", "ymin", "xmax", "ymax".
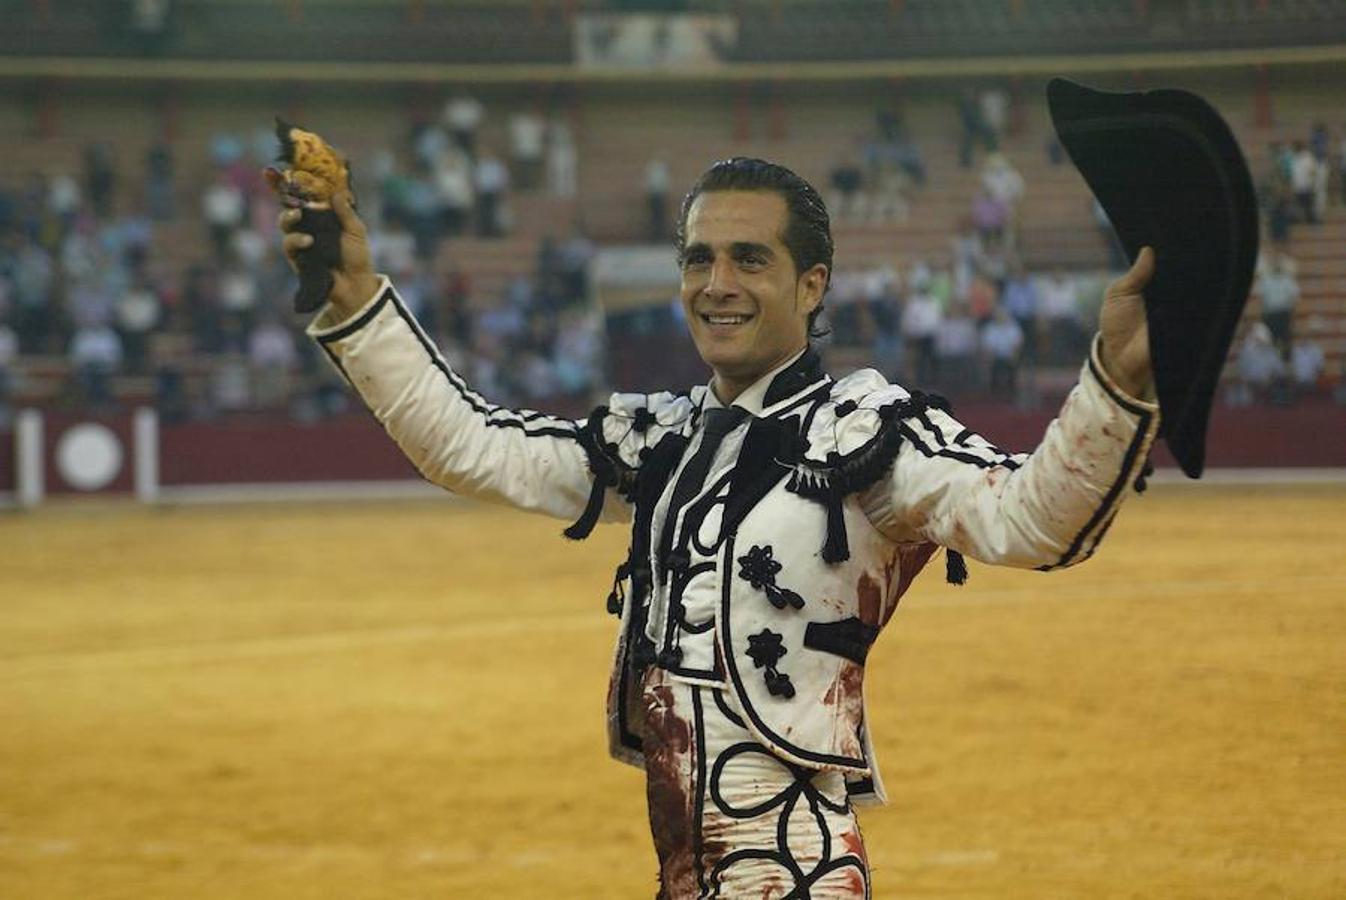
[
  {"xmin": 945, "ymin": 549, "xmax": 968, "ymax": 586},
  {"xmin": 1133, "ymin": 457, "xmax": 1155, "ymax": 494},
  {"xmin": 819, "ymin": 488, "xmax": 850, "ymax": 564},
  {"xmin": 605, "ymin": 561, "xmax": 631, "ymax": 615},
  {"xmin": 564, "ymin": 476, "xmax": 607, "ymax": 540}
]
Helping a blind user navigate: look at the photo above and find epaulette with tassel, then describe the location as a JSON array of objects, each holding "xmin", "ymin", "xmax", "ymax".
[{"xmin": 784, "ymin": 389, "xmax": 968, "ymax": 586}]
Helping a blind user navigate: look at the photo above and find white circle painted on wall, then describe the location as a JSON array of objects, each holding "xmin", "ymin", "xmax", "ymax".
[{"xmin": 56, "ymin": 424, "xmax": 124, "ymax": 491}]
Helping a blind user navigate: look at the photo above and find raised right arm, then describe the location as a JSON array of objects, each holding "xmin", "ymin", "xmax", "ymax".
[{"xmin": 308, "ymin": 276, "xmax": 610, "ymax": 524}]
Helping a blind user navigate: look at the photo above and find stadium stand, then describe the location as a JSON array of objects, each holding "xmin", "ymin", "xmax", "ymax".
[{"xmin": 1, "ymin": 0, "xmax": 1343, "ymax": 424}]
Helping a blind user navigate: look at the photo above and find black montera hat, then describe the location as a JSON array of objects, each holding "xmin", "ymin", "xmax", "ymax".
[{"xmin": 1047, "ymin": 78, "xmax": 1259, "ymax": 478}]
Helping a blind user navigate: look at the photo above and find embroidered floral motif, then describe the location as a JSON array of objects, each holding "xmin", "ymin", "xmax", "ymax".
[
  {"xmin": 737, "ymin": 545, "xmax": 805, "ymax": 610},
  {"xmin": 746, "ymin": 629, "xmax": 795, "ymax": 699}
]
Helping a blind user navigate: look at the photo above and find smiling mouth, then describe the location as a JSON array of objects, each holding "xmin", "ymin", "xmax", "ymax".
[{"xmin": 701, "ymin": 313, "xmax": 753, "ymax": 326}]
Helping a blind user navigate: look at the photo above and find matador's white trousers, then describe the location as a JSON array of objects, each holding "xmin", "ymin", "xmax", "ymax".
[{"xmin": 639, "ymin": 667, "xmax": 871, "ymax": 899}]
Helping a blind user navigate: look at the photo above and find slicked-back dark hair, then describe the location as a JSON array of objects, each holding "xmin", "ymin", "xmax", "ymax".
[{"xmin": 675, "ymin": 157, "xmax": 832, "ymax": 337}]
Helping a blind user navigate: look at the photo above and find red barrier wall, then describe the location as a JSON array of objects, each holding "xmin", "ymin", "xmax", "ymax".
[{"xmin": 3, "ymin": 400, "xmax": 1342, "ymax": 496}]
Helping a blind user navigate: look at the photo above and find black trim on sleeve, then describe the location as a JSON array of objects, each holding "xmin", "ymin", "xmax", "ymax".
[
  {"xmin": 383, "ymin": 284, "xmax": 582, "ymax": 441},
  {"xmin": 1045, "ymin": 404, "xmax": 1153, "ymax": 570},
  {"xmin": 314, "ymin": 287, "xmax": 394, "ymax": 344},
  {"xmin": 1087, "ymin": 350, "xmax": 1153, "ymax": 417}
]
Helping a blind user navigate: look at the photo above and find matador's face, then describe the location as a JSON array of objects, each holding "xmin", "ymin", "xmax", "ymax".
[{"xmin": 678, "ymin": 190, "xmax": 826, "ymax": 401}]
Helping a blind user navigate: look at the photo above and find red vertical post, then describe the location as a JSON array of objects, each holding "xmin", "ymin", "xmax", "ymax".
[
  {"xmin": 286, "ymin": 0, "xmax": 303, "ymax": 24},
  {"xmin": 734, "ymin": 82, "xmax": 751, "ymax": 141},
  {"xmin": 768, "ymin": 80, "xmax": 786, "ymax": 141},
  {"xmin": 407, "ymin": 0, "xmax": 425, "ymax": 26},
  {"xmin": 34, "ymin": 78, "xmax": 58, "ymax": 140},
  {"xmin": 159, "ymin": 84, "xmax": 180, "ymax": 144},
  {"xmin": 888, "ymin": 0, "xmax": 905, "ymax": 16},
  {"xmin": 1254, "ymin": 63, "xmax": 1273, "ymax": 129}
]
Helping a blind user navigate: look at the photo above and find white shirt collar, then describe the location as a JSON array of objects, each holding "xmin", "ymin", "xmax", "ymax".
[{"xmin": 701, "ymin": 347, "xmax": 808, "ymax": 416}]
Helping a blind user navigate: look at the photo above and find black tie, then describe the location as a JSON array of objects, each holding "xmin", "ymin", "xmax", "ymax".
[{"xmin": 657, "ymin": 406, "xmax": 749, "ymax": 575}]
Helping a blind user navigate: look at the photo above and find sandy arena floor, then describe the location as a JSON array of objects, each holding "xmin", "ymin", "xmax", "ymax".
[{"xmin": 2, "ymin": 484, "xmax": 1344, "ymax": 898}]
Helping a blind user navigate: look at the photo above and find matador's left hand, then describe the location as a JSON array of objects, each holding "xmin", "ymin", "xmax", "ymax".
[{"xmin": 1098, "ymin": 245, "xmax": 1156, "ymax": 400}]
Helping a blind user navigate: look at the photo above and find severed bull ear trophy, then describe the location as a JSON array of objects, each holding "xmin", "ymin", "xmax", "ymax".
[{"xmin": 265, "ymin": 118, "xmax": 357, "ymax": 314}]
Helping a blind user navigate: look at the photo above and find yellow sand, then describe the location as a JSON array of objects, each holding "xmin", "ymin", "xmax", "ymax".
[{"xmin": 2, "ymin": 484, "xmax": 1343, "ymax": 898}]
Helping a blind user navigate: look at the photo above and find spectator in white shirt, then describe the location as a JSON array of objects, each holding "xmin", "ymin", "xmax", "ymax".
[
  {"xmin": 444, "ymin": 91, "xmax": 485, "ymax": 157},
  {"xmin": 1256, "ymin": 250, "xmax": 1300, "ymax": 359},
  {"xmin": 547, "ymin": 117, "xmax": 578, "ymax": 198},
  {"xmin": 474, "ymin": 150, "xmax": 510, "ymax": 238},
  {"xmin": 900, "ymin": 279, "xmax": 942, "ymax": 387},
  {"xmin": 69, "ymin": 323, "xmax": 123, "ymax": 407},
  {"xmin": 1290, "ymin": 142, "xmax": 1320, "ymax": 224}
]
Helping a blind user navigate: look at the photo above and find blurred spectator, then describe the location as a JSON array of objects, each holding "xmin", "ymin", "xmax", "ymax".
[
  {"xmin": 144, "ymin": 141, "xmax": 176, "ymax": 220},
  {"xmin": 127, "ymin": 0, "xmax": 172, "ymax": 55},
  {"xmin": 247, "ymin": 312, "xmax": 298, "ymax": 410},
  {"xmin": 114, "ymin": 275, "xmax": 162, "ymax": 373},
  {"xmin": 1337, "ymin": 127, "xmax": 1346, "ymax": 205},
  {"xmin": 645, "ymin": 156, "xmax": 671, "ymax": 242},
  {"xmin": 370, "ymin": 218, "xmax": 417, "ymax": 275},
  {"xmin": 971, "ymin": 190, "xmax": 1009, "ymax": 243},
  {"xmin": 210, "ymin": 354, "xmax": 252, "ymax": 413},
  {"xmin": 828, "ymin": 157, "xmax": 865, "ymax": 222},
  {"xmin": 432, "ymin": 139, "xmax": 474, "ymax": 238},
  {"xmin": 1289, "ymin": 141, "xmax": 1320, "ymax": 224},
  {"xmin": 950, "ymin": 222, "xmax": 978, "ymax": 302},
  {"xmin": 558, "ymin": 227, "xmax": 595, "ymax": 304},
  {"xmin": 981, "ymin": 306, "xmax": 1024, "ymax": 402},
  {"xmin": 1000, "ymin": 263, "xmax": 1038, "ymax": 363},
  {"xmin": 444, "ymin": 91, "xmax": 485, "ymax": 157},
  {"xmin": 933, "ymin": 303, "xmax": 977, "ymax": 395},
  {"xmin": 69, "ymin": 322, "xmax": 123, "ymax": 409},
  {"xmin": 1039, "ymin": 269, "xmax": 1086, "ymax": 364},
  {"xmin": 474, "ymin": 148, "xmax": 510, "ymax": 238},
  {"xmin": 183, "ymin": 264, "xmax": 224, "ymax": 354},
  {"xmin": 1256, "ymin": 250, "xmax": 1299, "ymax": 359},
  {"xmin": 547, "ymin": 117, "xmax": 578, "ymax": 197},
  {"xmin": 1291, "ymin": 317, "xmax": 1327, "ymax": 396},
  {"xmin": 218, "ymin": 265, "xmax": 260, "ymax": 350},
  {"xmin": 48, "ymin": 174, "xmax": 81, "ymax": 238},
  {"xmin": 957, "ymin": 86, "xmax": 998, "ymax": 168},
  {"xmin": 1310, "ymin": 120, "xmax": 1331, "ymax": 162},
  {"xmin": 83, "ymin": 143, "xmax": 117, "ymax": 220},
  {"xmin": 1228, "ymin": 322, "xmax": 1286, "ymax": 407},
  {"xmin": 510, "ymin": 110, "xmax": 547, "ymax": 191},
  {"xmin": 0, "ymin": 313, "xmax": 16, "ymax": 423},
  {"xmin": 202, "ymin": 172, "xmax": 246, "ymax": 261},
  {"xmin": 12, "ymin": 236, "xmax": 56, "ymax": 352},
  {"xmin": 874, "ymin": 109, "xmax": 926, "ymax": 186},
  {"xmin": 901, "ymin": 275, "xmax": 942, "ymax": 387},
  {"xmin": 966, "ymin": 273, "xmax": 997, "ymax": 327},
  {"xmin": 230, "ymin": 225, "xmax": 268, "ymax": 270},
  {"xmin": 978, "ymin": 86, "xmax": 1010, "ymax": 144},
  {"xmin": 68, "ymin": 277, "xmax": 114, "ymax": 329},
  {"xmin": 981, "ymin": 153, "xmax": 1024, "ymax": 208},
  {"xmin": 553, "ymin": 306, "xmax": 603, "ymax": 396}
]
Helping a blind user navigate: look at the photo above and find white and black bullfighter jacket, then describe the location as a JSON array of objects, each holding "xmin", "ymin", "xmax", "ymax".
[{"xmin": 309, "ymin": 276, "xmax": 1161, "ymax": 805}]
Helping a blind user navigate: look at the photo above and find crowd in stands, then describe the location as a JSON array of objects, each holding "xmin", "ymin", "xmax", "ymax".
[
  {"xmin": 2, "ymin": 90, "xmax": 1343, "ymax": 429},
  {"xmin": 1260, "ymin": 120, "xmax": 1340, "ymax": 244},
  {"xmin": 826, "ymin": 254, "xmax": 1097, "ymax": 405},
  {"xmin": 0, "ymin": 90, "xmax": 599, "ymax": 426}
]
